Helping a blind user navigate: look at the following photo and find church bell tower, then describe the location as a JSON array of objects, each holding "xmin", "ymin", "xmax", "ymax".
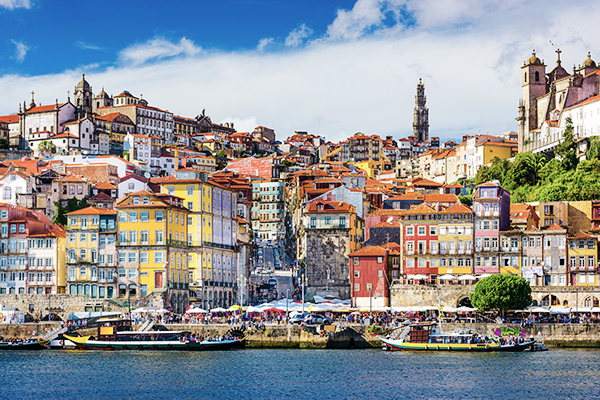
[{"xmin": 413, "ymin": 78, "xmax": 429, "ymax": 143}]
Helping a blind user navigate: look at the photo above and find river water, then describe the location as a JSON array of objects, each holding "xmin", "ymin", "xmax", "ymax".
[{"xmin": 2, "ymin": 348, "xmax": 599, "ymax": 399}]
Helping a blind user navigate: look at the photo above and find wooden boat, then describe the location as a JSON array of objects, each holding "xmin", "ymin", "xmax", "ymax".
[
  {"xmin": 0, "ymin": 340, "xmax": 47, "ymax": 350},
  {"xmin": 378, "ymin": 323, "xmax": 535, "ymax": 352},
  {"xmin": 63, "ymin": 318, "xmax": 245, "ymax": 351}
]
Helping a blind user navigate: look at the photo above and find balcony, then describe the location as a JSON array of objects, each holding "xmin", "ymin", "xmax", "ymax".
[
  {"xmin": 501, "ymin": 247, "xmax": 509, "ymax": 252},
  {"xmin": 511, "ymin": 247, "xmax": 519, "ymax": 252},
  {"xmin": 439, "ymin": 249, "xmax": 447, "ymax": 255},
  {"xmin": 449, "ymin": 250, "xmax": 456, "ymax": 255},
  {"xmin": 406, "ymin": 250, "xmax": 414, "ymax": 255},
  {"xmin": 570, "ymin": 266, "xmax": 577, "ymax": 271},
  {"xmin": 430, "ymin": 250, "xmax": 438, "ymax": 255}
]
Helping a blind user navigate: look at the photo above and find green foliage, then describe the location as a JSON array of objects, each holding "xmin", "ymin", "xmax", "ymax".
[
  {"xmin": 282, "ymin": 159, "xmax": 297, "ymax": 167},
  {"xmin": 38, "ymin": 140, "xmax": 56, "ymax": 154},
  {"xmin": 216, "ymin": 149, "xmax": 227, "ymax": 158},
  {"xmin": 0, "ymin": 138, "xmax": 9, "ymax": 150},
  {"xmin": 53, "ymin": 196, "xmax": 90, "ymax": 226},
  {"xmin": 458, "ymin": 194, "xmax": 472, "ymax": 207},
  {"xmin": 555, "ymin": 117, "xmax": 578, "ymax": 171},
  {"xmin": 469, "ymin": 274, "xmax": 532, "ymax": 312}
]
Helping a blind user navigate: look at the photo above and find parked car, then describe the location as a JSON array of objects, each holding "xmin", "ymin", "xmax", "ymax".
[
  {"xmin": 304, "ymin": 314, "xmax": 332, "ymax": 325},
  {"xmin": 290, "ymin": 312, "xmax": 311, "ymax": 324}
]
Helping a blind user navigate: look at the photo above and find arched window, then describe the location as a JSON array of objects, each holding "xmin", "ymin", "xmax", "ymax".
[
  {"xmin": 535, "ymin": 71, "xmax": 540, "ymax": 82},
  {"xmin": 563, "ymin": 300, "xmax": 569, "ymax": 306}
]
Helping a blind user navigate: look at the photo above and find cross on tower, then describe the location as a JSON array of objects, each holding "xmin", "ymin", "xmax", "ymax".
[
  {"xmin": 556, "ymin": 48, "xmax": 562, "ymax": 65},
  {"xmin": 30, "ymin": 90, "xmax": 34, "ymax": 100}
]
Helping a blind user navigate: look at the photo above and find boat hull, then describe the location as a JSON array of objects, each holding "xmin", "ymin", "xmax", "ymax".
[
  {"xmin": 0, "ymin": 341, "xmax": 47, "ymax": 350},
  {"xmin": 64, "ymin": 335, "xmax": 245, "ymax": 351},
  {"xmin": 379, "ymin": 337, "xmax": 535, "ymax": 352}
]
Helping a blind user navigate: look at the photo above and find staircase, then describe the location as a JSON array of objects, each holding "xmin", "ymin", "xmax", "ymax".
[
  {"xmin": 41, "ymin": 326, "xmax": 68, "ymax": 342},
  {"xmin": 138, "ymin": 320, "xmax": 155, "ymax": 332}
]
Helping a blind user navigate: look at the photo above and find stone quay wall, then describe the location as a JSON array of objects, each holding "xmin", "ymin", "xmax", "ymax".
[
  {"xmin": 3, "ymin": 322, "xmax": 600, "ymax": 347},
  {"xmin": 0, "ymin": 291, "xmax": 168, "ymax": 322},
  {"xmin": 391, "ymin": 284, "xmax": 600, "ymax": 309}
]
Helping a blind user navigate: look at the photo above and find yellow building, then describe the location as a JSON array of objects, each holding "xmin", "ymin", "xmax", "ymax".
[
  {"xmin": 66, "ymin": 207, "xmax": 117, "ymax": 298},
  {"xmin": 436, "ymin": 204, "xmax": 474, "ymax": 277},
  {"xmin": 352, "ymin": 160, "xmax": 380, "ymax": 179},
  {"xmin": 568, "ymin": 232, "xmax": 598, "ymax": 286},
  {"xmin": 28, "ymin": 228, "xmax": 66, "ymax": 294},
  {"xmin": 158, "ymin": 168, "xmax": 239, "ymax": 309},
  {"xmin": 499, "ymin": 229, "xmax": 521, "ymax": 275},
  {"xmin": 115, "ymin": 190, "xmax": 191, "ymax": 312}
]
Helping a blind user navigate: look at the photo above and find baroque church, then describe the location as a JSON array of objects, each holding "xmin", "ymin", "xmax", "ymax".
[{"xmin": 517, "ymin": 49, "xmax": 600, "ymax": 156}]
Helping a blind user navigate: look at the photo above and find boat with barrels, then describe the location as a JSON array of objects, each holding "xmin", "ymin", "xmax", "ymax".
[
  {"xmin": 378, "ymin": 322, "xmax": 535, "ymax": 352},
  {"xmin": 64, "ymin": 318, "xmax": 245, "ymax": 351}
]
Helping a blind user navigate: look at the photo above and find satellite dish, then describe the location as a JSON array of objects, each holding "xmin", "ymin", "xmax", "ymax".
[
  {"xmin": 144, "ymin": 172, "xmax": 150, "ymax": 179},
  {"xmin": 387, "ymin": 217, "xmax": 393, "ymax": 223}
]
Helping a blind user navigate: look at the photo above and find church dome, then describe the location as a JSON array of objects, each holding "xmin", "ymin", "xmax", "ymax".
[
  {"xmin": 527, "ymin": 51, "xmax": 542, "ymax": 66},
  {"xmin": 97, "ymin": 87, "xmax": 109, "ymax": 98},
  {"xmin": 583, "ymin": 52, "xmax": 597, "ymax": 68},
  {"xmin": 76, "ymin": 74, "xmax": 90, "ymax": 89}
]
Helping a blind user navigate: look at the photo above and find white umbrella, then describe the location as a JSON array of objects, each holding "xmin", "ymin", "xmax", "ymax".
[
  {"xmin": 410, "ymin": 274, "xmax": 428, "ymax": 280},
  {"xmin": 457, "ymin": 274, "xmax": 476, "ymax": 281},
  {"xmin": 246, "ymin": 306, "xmax": 263, "ymax": 313},
  {"xmin": 186, "ymin": 308, "xmax": 207, "ymax": 314},
  {"xmin": 440, "ymin": 306, "xmax": 458, "ymax": 312},
  {"xmin": 456, "ymin": 306, "xmax": 477, "ymax": 312},
  {"xmin": 477, "ymin": 274, "xmax": 492, "ymax": 279},
  {"xmin": 438, "ymin": 274, "xmax": 456, "ymax": 280},
  {"xmin": 210, "ymin": 307, "xmax": 228, "ymax": 313},
  {"xmin": 527, "ymin": 306, "xmax": 550, "ymax": 313}
]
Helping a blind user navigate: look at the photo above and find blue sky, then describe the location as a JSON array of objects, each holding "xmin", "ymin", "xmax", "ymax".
[{"xmin": 1, "ymin": 0, "xmax": 600, "ymax": 143}]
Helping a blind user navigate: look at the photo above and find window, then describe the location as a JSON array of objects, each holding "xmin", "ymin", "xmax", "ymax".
[
  {"xmin": 365, "ymin": 283, "xmax": 373, "ymax": 291},
  {"xmin": 140, "ymin": 252, "xmax": 148, "ymax": 263},
  {"xmin": 406, "ymin": 226, "xmax": 414, "ymax": 236},
  {"xmin": 155, "ymin": 230, "xmax": 163, "ymax": 245},
  {"xmin": 187, "ymin": 186, "xmax": 194, "ymax": 196},
  {"xmin": 128, "ymin": 253, "xmax": 136, "ymax": 263},
  {"xmin": 353, "ymin": 270, "xmax": 360, "ymax": 277},
  {"xmin": 156, "ymin": 211, "xmax": 164, "ymax": 222},
  {"xmin": 141, "ymin": 211, "xmax": 149, "ymax": 222},
  {"xmin": 119, "ymin": 212, "xmax": 127, "ymax": 223},
  {"xmin": 377, "ymin": 256, "xmax": 383, "ymax": 264},
  {"xmin": 417, "ymin": 226, "xmax": 426, "ymax": 236},
  {"xmin": 429, "ymin": 226, "xmax": 437, "ymax": 235},
  {"xmin": 129, "ymin": 212, "xmax": 137, "ymax": 223},
  {"xmin": 155, "ymin": 252, "xmax": 163, "ymax": 263},
  {"xmin": 354, "ymin": 283, "xmax": 360, "ymax": 292},
  {"xmin": 129, "ymin": 231, "xmax": 137, "ymax": 244},
  {"xmin": 91, "ymin": 233, "xmax": 97, "ymax": 242}
]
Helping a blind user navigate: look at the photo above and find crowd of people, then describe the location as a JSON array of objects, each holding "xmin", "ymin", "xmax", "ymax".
[
  {"xmin": 178, "ymin": 333, "xmax": 241, "ymax": 343},
  {"xmin": 0, "ymin": 335, "xmax": 37, "ymax": 344}
]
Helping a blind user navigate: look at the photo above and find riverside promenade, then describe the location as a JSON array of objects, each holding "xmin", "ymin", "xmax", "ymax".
[{"xmin": 5, "ymin": 322, "xmax": 600, "ymax": 348}]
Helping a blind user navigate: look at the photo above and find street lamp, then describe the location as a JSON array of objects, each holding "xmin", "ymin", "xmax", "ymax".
[
  {"xmin": 286, "ymin": 288, "xmax": 290, "ymax": 324},
  {"xmin": 369, "ymin": 287, "xmax": 373, "ymax": 318},
  {"xmin": 301, "ymin": 273, "xmax": 305, "ymax": 313}
]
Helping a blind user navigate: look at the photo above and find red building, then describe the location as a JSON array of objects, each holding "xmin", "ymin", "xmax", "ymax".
[
  {"xmin": 400, "ymin": 203, "xmax": 440, "ymax": 283},
  {"xmin": 349, "ymin": 246, "xmax": 390, "ymax": 309},
  {"xmin": 226, "ymin": 156, "xmax": 283, "ymax": 180}
]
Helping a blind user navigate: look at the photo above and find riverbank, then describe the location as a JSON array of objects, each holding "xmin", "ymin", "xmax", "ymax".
[{"xmin": 5, "ymin": 322, "xmax": 600, "ymax": 348}]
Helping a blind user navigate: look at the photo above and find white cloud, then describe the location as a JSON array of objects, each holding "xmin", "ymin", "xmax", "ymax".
[
  {"xmin": 325, "ymin": 0, "xmax": 400, "ymax": 40},
  {"xmin": 11, "ymin": 40, "xmax": 29, "ymax": 62},
  {"xmin": 285, "ymin": 24, "xmax": 313, "ymax": 47},
  {"xmin": 118, "ymin": 37, "xmax": 201, "ymax": 66},
  {"xmin": 0, "ymin": 0, "xmax": 30, "ymax": 10},
  {"xmin": 77, "ymin": 41, "xmax": 101, "ymax": 51},
  {"xmin": 1, "ymin": 1, "xmax": 600, "ymax": 145},
  {"xmin": 257, "ymin": 38, "xmax": 274, "ymax": 52}
]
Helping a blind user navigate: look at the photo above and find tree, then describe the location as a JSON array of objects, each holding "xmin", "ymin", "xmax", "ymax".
[
  {"xmin": 282, "ymin": 159, "xmax": 297, "ymax": 167},
  {"xmin": 469, "ymin": 274, "xmax": 532, "ymax": 313},
  {"xmin": 38, "ymin": 140, "xmax": 56, "ymax": 155},
  {"xmin": 458, "ymin": 194, "xmax": 472, "ymax": 207},
  {"xmin": 0, "ymin": 138, "xmax": 9, "ymax": 150},
  {"xmin": 54, "ymin": 196, "xmax": 90, "ymax": 226},
  {"xmin": 555, "ymin": 116, "xmax": 578, "ymax": 171}
]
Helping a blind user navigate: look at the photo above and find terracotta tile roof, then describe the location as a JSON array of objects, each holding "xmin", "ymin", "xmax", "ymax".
[
  {"xmin": 442, "ymin": 203, "xmax": 472, "ymax": 213},
  {"xmin": 349, "ymin": 245, "xmax": 387, "ymax": 257},
  {"xmin": 29, "ymin": 228, "xmax": 66, "ymax": 238},
  {"xmin": 569, "ymin": 232, "xmax": 595, "ymax": 239},
  {"xmin": 59, "ymin": 174, "xmax": 87, "ymax": 183},
  {"xmin": 403, "ymin": 203, "xmax": 437, "ymax": 215},
  {"xmin": 24, "ymin": 103, "xmax": 67, "ymax": 114},
  {"xmin": 66, "ymin": 206, "xmax": 116, "ymax": 216},
  {"xmin": 0, "ymin": 115, "xmax": 18, "ymax": 124},
  {"xmin": 89, "ymin": 192, "xmax": 115, "ymax": 201},
  {"xmin": 546, "ymin": 224, "xmax": 566, "ymax": 231},
  {"xmin": 94, "ymin": 181, "xmax": 117, "ymax": 190},
  {"xmin": 52, "ymin": 132, "xmax": 78, "ymax": 139},
  {"xmin": 306, "ymin": 201, "xmax": 355, "ymax": 213},
  {"xmin": 372, "ymin": 221, "xmax": 400, "ymax": 228}
]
